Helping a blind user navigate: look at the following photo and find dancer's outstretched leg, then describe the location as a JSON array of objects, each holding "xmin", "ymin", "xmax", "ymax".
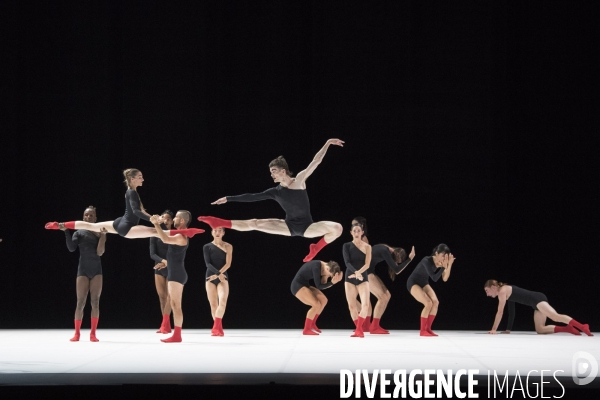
[
  {"xmin": 199, "ymin": 217, "xmax": 291, "ymax": 236},
  {"xmin": 46, "ymin": 221, "xmax": 202, "ymax": 238},
  {"xmin": 302, "ymin": 221, "xmax": 343, "ymax": 262}
]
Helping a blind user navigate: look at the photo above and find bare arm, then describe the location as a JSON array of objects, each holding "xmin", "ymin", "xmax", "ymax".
[
  {"xmin": 489, "ymin": 293, "xmax": 507, "ymax": 334},
  {"xmin": 150, "ymin": 215, "xmax": 186, "ymax": 245},
  {"xmin": 442, "ymin": 253, "xmax": 455, "ymax": 282},
  {"xmin": 294, "ymin": 139, "xmax": 344, "ymax": 183},
  {"xmin": 96, "ymin": 228, "xmax": 107, "ymax": 256}
]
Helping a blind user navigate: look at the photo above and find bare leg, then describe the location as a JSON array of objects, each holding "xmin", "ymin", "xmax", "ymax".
[
  {"xmin": 230, "ymin": 218, "xmax": 292, "ymax": 236},
  {"xmin": 89, "ymin": 275, "xmax": 102, "ymax": 319},
  {"xmin": 215, "ymin": 280, "xmax": 229, "ymax": 319},
  {"xmin": 536, "ymin": 302, "xmax": 572, "ymax": 324},
  {"xmin": 74, "ymin": 221, "xmax": 118, "ymax": 234},
  {"xmin": 155, "ymin": 275, "xmax": 171, "ymax": 315},
  {"xmin": 369, "ymin": 274, "xmax": 391, "ymax": 319},
  {"xmin": 205, "ymin": 281, "xmax": 219, "ymax": 319},
  {"xmin": 422, "ymin": 285, "xmax": 440, "ymax": 316},
  {"xmin": 168, "ymin": 282, "xmax": 184, "ymax": 327},
  {"xmin": 295, "ymin": 287, "xmax": 321, "ymax": 320},
  {"xmin": 345, "ymin": 283, "xmax": 360, "ymax": 322},
  {"xmin": 303, "ymin": 221, "xmax": 343, "ymax": 243},
  {"xmin": 410, "ymin": 285, "xmax": 433, "ymax": 318},
  {"xmin": 74, "ymin": 277, "xmax": 90, "ymax": 320},
  {"xmin": 356, "ymin": 283, "xmax": 370, "ymax": 318},
  {"xmin": 124, "ymin": 225, "xmax": 161, "ymax": 239},
  {"xmin": 533, "ymin": 310, "xmax": 555, "ymax": 334},
  {"xmin": 308, "ymin": 287, "xmax": 327, "ymax": 316}
]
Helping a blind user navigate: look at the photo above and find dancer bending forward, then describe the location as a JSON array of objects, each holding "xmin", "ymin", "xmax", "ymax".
[
  {"xmin": 291, "ymin": 260, "xmax": 343, "ymax": 335},
  {"xmin": 406, "ymin": 244, "xmax": 455, "ymax": 336},
  {"xmin": 484, "ymin": 280, "xmax": 593, "ymax": 336},
  {"xmin": 61, "ymin": 206, "xmax": 107, "ymax": 342},
  {"xmin": 199, "ymin": 139, "xmax": 345, "ymax": 261},
  {"xmin": 45, "ymin": 168, "xmax": 203, "ymax": 238},
  {"xmin": 204, "ymin": 227, "xmax": 233, "ymax": 336}
]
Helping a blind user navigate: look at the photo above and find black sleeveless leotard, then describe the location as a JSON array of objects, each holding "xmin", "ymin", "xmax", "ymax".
[
  {"xmin": 150, "ymin": 236, "xmax": 169, "ymax": 278},
  {"xmin": 166, "ymin": 239, "xmax": 189, "ymax": 285},
  {"xmin": 65, "ymin": 230, "xmax": 102, "ymax": 279},
  {"xmin": 343, "ymin": 242, "xmax": 369, "ymax": 286},
  {"xmin": 367, "ymin": 244, "xmax": 412, "ymax": 276},
  {"xmin": 203, "ymin": 242, "xmax": 229, "ymax": 286},
  {"xmin": 406, "ymin": 256, "xmax": 443, "ymax": 292},
  {"xmin": 290, "ymin": 260, "xmax": 334, "ymax": 295},
  {"xmin": 226, "ymin": 185, "xmax": 314, "ymax": 236},
  {"xmin": 505, "ymin": 285, "xmax": 549, "ymax": 330},
  {"xmin": 112, "ymin": 189, "xmax": 150, "ymax": 236}
]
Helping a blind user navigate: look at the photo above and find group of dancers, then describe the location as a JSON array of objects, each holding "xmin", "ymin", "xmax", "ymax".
[{"xmin": 46, "ymin": 139, "xmax": 593, "ymax": 342}]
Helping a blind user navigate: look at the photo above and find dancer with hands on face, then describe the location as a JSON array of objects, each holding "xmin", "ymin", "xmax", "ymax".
[
  {"xmin": 198, "ymin": 139, "xmax": 345, "ymax": 262},
  {"xmin": 344, "ymin": 223, "xmax": 372, "ymax": 338},
  {"xmin": 406, "ymin": 244, "xmax": 455, "ymax": 336},
  {"xmin": 204, "ymin": 227, "xmax": 233, "ymax": 336},
  {"xmin": 291, "ymin": 260, "xmax": 343, "ymax": 335}
]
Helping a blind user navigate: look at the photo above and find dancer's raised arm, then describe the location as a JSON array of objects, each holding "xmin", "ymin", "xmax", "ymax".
[
  {"xmin": 151, "ymin": 215, "xmax": 187, "ymax": 246},
  {"xmin": 295, "ymin": 139, "xmax": 344, "ymax": 184},
  {"xmin": 211, "ymin": 187, "xmax": 277, "ymax": 205}
]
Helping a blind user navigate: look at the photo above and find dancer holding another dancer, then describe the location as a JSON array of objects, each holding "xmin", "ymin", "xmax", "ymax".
[
  {"xmin": 150, "ymin": 210, "xmax": 174, "ymax": 334},
  {"xmin": 406, "ymin": 244, "xmax": 455, "ymax": 336},
  {"xmin": 150, "ymin": 211, "xmax": 193, "ymax": 343},
  {"xmin": 204, "ymin": 227, "xmax": 233, "ymax": 336},
  {"xmin": 484, "ymin": 280, "xmax": 593, "ymax": 336},
  {"xmin": 45, "ymin": 169, "xmax": 203, "ymax": 238},
  {"xmin": 291, "ymin": 260, "xmax": 343, "ymax": 335},
  {"xmin": 198, "ymin": 139, "xmax": 345, "ymax": 261},
  {"xmin": 60, "ymin": 206, "xmax": 107, "ymax": 342},
  {"xmin": 343, "ymin": 222, "xmax": 372, "ymax": 338}
]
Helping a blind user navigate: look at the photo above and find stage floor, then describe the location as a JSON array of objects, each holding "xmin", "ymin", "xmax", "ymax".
[{"xmin": 0, "ymin": 329, "xmax": 598, "ymax": 387}]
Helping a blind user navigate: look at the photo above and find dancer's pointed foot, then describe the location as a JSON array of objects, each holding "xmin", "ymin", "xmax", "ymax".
[
  {"xmin": 45, "ymin": 222, "xmax": 60, "ymax": 230},
  {"xmin": 303, "ymin": 237, "xmax": 328, "ymax": 262},
  {"xmin": 569, "ymin": 319, "xmax": 594, "ymax": 336},
  {"xmin": 197, "ymin": 216, "xmax": 232, "ymax": 229},
  {"xmin": 170, "ymin": 228, "xmax": 205, "ymax": 238}
]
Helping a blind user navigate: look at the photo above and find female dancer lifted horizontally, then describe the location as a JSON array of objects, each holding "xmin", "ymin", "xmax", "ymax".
[{"xmin": 199, "ymin": 139, "xmax": 344, "ymax": 262}]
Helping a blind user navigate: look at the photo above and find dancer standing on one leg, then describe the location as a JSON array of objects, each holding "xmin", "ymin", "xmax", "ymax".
[
  {"xmin": 344, "ymin": 223, "xmax": 372, "ymax": 338},
  {"xmin": 151, "ymin": 211, "xmax": 192, "ymax": 343},
  {"xmin": 150, "ymin": 210, "xmax": 174, "ymax": 334},
  {"xmin": 60, "ymin": 206, "xmax": 107, "ymax": 342},
  {"xmin": 291, "ymin": 260, "xmax": 343, "ymax": 335},
  {"xmin": 198, "ymin": 139, "xmax": 345, "ymax": 262},
  {"xmin": 484, "ymin": 280, "xmax": 593, "ymax": 336},
  {"xmin": 362, "ymin": 244, "xmax": 416, "ymax": 334},
  {"xmin": 204, "ymin": 227, "xmax": 232, "ymax": 337},
  {"xmin": 407, "ymin": 244, "xmax": 454, "ymax": 336},
  {"xmin": 45, "ymin": 169, "xmax": 203, "ymax": 238}
]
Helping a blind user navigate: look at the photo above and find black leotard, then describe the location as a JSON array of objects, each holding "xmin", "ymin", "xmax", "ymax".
[
  {"xmin": 65, "ymin": 230, "xmax": 102, "ymax": 279},
  {"xmin": 343, "ymin": 242, "xmax": 369, "ymax": 286},
  {"xmin": 112, "ymin": 189, "xmax": 150, "ymax": 236},
  {"xmin": 150, "ymin": 236, "xmax": 169, "ymax": 278},
  {"xmin": 367, "ymin": 244, "xmax": 412, "ymax": 276},
  {"xmin": 226, "ymin": 185, "xmax": 314, "ymax": 236},
  {"xmin": 166, "ymin": 239, "xmax": 189, "ymax": 285},
  {"xmin": 505, "ymin": 285, "xmax": 549, "ymax": 331},
  {"xmin": 406, "ymin": 256, "xmax": 442, "ymax": 292},
  {"xmin": 203, "ymin": 242, "xmax": 229, "ymax": 286},
  {"xmin": 290, "ymin": 260, "xmax": 333, "ymax": 295}
]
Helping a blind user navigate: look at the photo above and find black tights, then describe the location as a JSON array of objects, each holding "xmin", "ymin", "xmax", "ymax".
[{"xmin": 74, "ymin": 275, "xmax": 103, "ymax": 320}]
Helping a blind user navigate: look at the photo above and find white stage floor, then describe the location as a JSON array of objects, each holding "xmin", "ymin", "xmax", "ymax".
[{"xmin": 0, "ymin": 329, "xmax": 598, "ymax": 387}]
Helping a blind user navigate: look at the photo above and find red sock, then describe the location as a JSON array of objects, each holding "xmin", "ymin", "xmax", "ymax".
[
  {"xmin": 362, "ymin": 316, "xmax": 371, "ymax": 332},
  {"xmin": 370, "ymin": 318, "xmax": 390, "ymax": 334},
  {"xmin": 568, "ymin": 319, "xmax": 593, "ymax": 336},
  {"xmin": 352, "ymin": 317, "xmax": 365, "ymax": 337},
  {"xmin": 90, "ymin": 317, "xmax": 99, "ymax": 342},
  {"xmin": 161, "ymin": 326, "xmax": 182, "ymax": 342},
  {"xmin": 554, "ymin": 325, "xmax": 580, "ymax": 335},
  {"xmin": 70, "ymin": 319, "xmax": 82, "ymax": 342},
  {"xmin": 197, "ymin": 216, "xmax": 232, "ymax": 229},
  {"xmin": 65, "ymin": 221, "xmax": 76, "ymax": 229},
  {"xmin": 303, "ymin": 237, "xmax": 329, "ymax": 262},
  {"xmin": 157, "ymin": 314, "xmax": 171, "ymax": 333},
  {"xmin": 420, "ymin": 317, "xmax": 435, "ymax": 336},
  {"xmin": 312, "ymin": 314, "xmax": 321, "ymax": 333},
  {"xmin": 303, "ymin": 318, "xmax": 319, "ymax": 335},
  {"xmin": 46, "ymin": 221, "xmax": 75, "ymax": 230},
  {"xmin": 169, "ymin": 228, "xmax": 205, "ymax": 238},
  {"xmin": 212, "ymin": 317, "xmax": 224, "ymax": 336},
  {"xmin": 353, "ymin": 319, "xmax": 358, "ymax": 328},
  {"xmin": 426, "ymin": 314, "xmax": 438, "ymax": 336}
]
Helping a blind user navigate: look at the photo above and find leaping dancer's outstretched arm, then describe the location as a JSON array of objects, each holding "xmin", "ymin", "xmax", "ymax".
[{"xmin": 294, "ymin": 139, "xmax": 344, "ymax": 184}]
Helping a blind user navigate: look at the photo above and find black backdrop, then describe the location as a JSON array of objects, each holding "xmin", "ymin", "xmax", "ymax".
[{"xmin": 2, "ymin": 1, "xmax": 598, "ymax": 334}]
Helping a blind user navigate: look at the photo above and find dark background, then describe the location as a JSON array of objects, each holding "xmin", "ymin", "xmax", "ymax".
[{"xmin": 2, "ymin": 1, "xmax": 598, "ymax": 335}]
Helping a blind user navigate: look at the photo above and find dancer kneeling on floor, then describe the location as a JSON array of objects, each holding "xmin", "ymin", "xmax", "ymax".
[
  {"xmin": 291, "ymin": 260, "xmax": 343, "ymax": 335},
  {"xmin": 406, "ymin": 244, "xmax": 455, "ymax": 336},
  {"xmin": 151, "ymin": 211, "xmax": 193, "ymax": 343},
  {"xmin": 484, "ymin": 280, "xmax": 593, "ymax": 336}
]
